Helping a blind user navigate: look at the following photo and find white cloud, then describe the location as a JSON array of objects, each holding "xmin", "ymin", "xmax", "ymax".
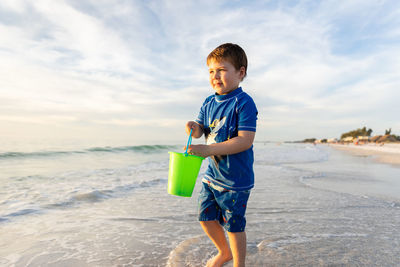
[{"xmin": 0, "ymin": 0, "xmax": 26, "ymax": 13}]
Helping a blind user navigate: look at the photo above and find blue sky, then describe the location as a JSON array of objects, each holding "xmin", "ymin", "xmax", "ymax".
[{"xmin": 1, "ymin": 0, "xmax": 399, "ymax": 145}]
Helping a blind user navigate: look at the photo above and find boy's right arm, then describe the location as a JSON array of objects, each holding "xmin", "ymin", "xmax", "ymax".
[{"xmin": 186, "ymin": 121, "xmax": 203, "ymax": 138}]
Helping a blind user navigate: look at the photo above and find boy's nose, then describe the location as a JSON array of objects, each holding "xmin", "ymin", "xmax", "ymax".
[{"xmin": 212, "ymin": 71, "xmax": 220, "ymax": 79}]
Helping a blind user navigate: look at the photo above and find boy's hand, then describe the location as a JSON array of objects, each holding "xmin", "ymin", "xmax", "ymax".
[
  {"xmin": 185, "ymin": 121, "xmax": 204, "ymax": 138},
  {"xmin": 184, "ymin": 130, "xmax": 255, "ymax": 158},
  {"xmin": 186, "ymin": 144, "xmax": 211, "ymax": 158}
]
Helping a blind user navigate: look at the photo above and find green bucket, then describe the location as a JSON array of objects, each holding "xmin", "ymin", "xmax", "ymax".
[{"xmin": 168, "ymin": 152, "xmax": 204, "ymax": 197}]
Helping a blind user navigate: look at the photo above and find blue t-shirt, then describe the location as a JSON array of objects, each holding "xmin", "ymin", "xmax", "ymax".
[{"xmin": 195, "ymin": 87, "xmax": 258, "ymax": 191}]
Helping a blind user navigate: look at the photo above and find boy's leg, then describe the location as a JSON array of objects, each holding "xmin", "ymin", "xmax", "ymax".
[
  {"xmin": 198, "ymin": 183, "xmax": 233, "ymax": 266},
  {"xmin": 217, "ymin": 189, "xmax": 250, "ymax": 267},
  {"xmin": 200, "ymin": 220, "xmax": 232, "ymax": 266},
  {"xmin": 227, "ymin": 231, "xmax": 246, "ymax": 267}
]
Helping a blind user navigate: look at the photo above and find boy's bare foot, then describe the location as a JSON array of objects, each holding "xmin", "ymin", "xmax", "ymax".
[{"xmin": 206, "ymin": 252, "xmax": 233, "ymax": 267}]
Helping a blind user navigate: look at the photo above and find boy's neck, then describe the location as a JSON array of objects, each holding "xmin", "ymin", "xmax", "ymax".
[
  {"xmin": 216, "ymin": 86, "xmax": 240, "ymax": 96},
  {"xmin": 215, "ymin": 87, "xmax": 242, "ymax": 100}
]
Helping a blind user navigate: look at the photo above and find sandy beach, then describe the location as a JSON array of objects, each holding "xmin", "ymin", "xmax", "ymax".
[{"xmin": 330, "ymin": 143, "xmax": 400, "ymax": 167}]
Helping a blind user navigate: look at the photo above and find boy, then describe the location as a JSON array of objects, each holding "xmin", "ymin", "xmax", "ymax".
[{"xmin": 185, "ymin": 43, "xmax": 258, "ymax": 267}]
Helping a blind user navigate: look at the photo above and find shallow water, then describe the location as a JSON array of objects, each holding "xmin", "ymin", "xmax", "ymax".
[{"xmin": 1, "ymin": 142, "xmax": 399, "ymax": 266}]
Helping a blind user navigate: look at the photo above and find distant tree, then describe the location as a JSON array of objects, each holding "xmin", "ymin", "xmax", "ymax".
[
  {"xmin": 303, "ymin": 138, "xmax": 316, "ymax": 143},
  {"xmin": 385, "ymin": 128, "xmax": 392, "ymax": 135},
  {"xmin": 340, "ymin": 126, "xmax": 373, "ymax": 140}
]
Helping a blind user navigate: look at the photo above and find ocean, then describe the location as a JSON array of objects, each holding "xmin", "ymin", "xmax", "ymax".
[{"xmin": 0, "ymin": 141, "xmax": 399, "ymax": 266}]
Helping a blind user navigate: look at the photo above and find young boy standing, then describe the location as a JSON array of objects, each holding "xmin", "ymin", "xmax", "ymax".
[{"xmin": 185, "ymin": 43, "xmax": 258, "ymax": 267}]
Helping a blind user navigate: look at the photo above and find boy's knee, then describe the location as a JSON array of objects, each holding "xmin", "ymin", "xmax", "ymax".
[{"xmin": 222, "ymin": 214, "xmax": 246, "ymax": 233}]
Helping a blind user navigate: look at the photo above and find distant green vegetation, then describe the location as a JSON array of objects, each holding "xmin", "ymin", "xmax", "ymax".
[
  {"xmin": 299, "ymin": 126, "xmax": 400, "ymax": 143},
  {"xmin": 340, "ymin": 127, "xmax": 400, "ymax": 142},
  {"xmin": 340, "ymin": 126, "xmax": 373, "ymax": 140}
]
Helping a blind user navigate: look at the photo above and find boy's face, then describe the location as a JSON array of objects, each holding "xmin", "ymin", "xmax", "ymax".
[{"xmin": 208, "ymin": 59, "xmax": 245, "ymax": 95}]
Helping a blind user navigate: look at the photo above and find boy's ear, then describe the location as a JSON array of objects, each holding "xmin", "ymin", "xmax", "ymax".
[{"xmin": 239, "ymin": 66, "xmax": 246, "ymax": 79}]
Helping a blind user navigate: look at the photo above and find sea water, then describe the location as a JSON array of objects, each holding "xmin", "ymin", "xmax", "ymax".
[{"xmin": 0, "ymin": 142, "xmax": 399, "ymax": 266}]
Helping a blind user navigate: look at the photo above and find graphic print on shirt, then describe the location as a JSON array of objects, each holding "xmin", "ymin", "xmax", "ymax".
[
  {"xmin": 206, "ymin": 117, "xmax": 227, "ymax": 145},
  {"xmin": 206, "ymin": 116, "xmax": 229, "ymax": 177}
]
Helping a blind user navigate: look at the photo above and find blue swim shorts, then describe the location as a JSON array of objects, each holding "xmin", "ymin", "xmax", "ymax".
[{"xmin": 198, "ymin": 180, "xmax": 251, "ymax": 233}]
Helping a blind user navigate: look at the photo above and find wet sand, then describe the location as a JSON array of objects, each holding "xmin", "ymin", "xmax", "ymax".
[{"xmin": 330, "ymin": 143, "xmax": 400, "ymax": 167}]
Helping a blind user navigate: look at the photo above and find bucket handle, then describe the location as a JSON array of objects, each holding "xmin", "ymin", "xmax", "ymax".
[{"xmin": 184, "ymin": 128, "xmax": 193, "ymax": 156}]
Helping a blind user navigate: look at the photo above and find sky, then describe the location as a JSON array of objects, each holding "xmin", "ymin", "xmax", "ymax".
[{"xmin": 1, "ymin": 0, "xmax": 399, "ymax": 146}]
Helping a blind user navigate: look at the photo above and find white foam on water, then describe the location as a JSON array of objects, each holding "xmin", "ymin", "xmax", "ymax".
[{"xmin": 166, "ymin": 235, "xmax": 209, "ymax": 267}]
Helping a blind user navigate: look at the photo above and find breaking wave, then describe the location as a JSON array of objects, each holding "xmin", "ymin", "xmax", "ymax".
[{"xmin": 0, "ymin": 144, "xmax": 179, "ymax": 160}]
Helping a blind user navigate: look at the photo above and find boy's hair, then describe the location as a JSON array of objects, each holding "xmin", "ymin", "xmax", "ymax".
[{"xmin": 207, "ymin": 43, "xmax": 248, "ymax": 79}]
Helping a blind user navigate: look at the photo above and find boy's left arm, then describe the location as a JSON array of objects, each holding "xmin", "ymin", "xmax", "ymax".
[{"xmin": 188, "ymin": 130, "xmax": 255, "ymax": 158}]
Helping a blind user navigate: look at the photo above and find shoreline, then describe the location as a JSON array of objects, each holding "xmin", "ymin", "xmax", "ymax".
[{"xmin": 329, "ymin": 143, "xmax": 400, "ymax": 167}]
